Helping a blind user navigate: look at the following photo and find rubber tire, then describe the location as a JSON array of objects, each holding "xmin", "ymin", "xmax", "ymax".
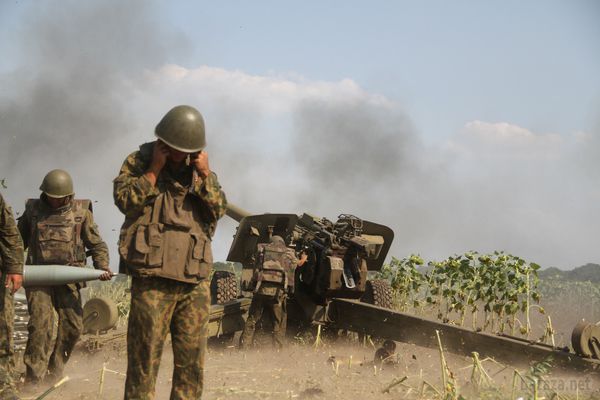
[
  {"xmin": 83, "ymin": 297, "xmax": 118, "ymax": 333},
  {"xmin": 361, "ymin": 279, "xmax": 393, "ymax": 309},
  {"xmin": 210, "ymin": 271, "xmax": 239, "ymax": 305},
  {"xmin": 356, "ymin": 280, "xmax": 393, "ymax": 344}
]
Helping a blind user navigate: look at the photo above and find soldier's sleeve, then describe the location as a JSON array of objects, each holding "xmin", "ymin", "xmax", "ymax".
[
  {"xmin": 0, "ymin": 195, "xmax": 24, "ymax": 274},
  {"xmin": 81, "ymin": 210, "xmax": 110, "ymax": 271},
  {"xmin": 17, "ymin": 206, "xmax": 30, "ymax": 251},
  {"xmin": 113, "ymin": 151, "xmax": 159, "ymax": 216},
  {"xmin": 190, "ymin": 171, "xmax": 227, "ymax": 221},
  {"xmin": 287, "ymin": 249, "xmax": 299, "ymax": 267}
]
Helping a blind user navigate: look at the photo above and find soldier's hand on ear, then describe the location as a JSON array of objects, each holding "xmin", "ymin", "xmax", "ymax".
[
  {"xmin": 298, "ymin": 252, "xmax": 308, "ymax": 267},
  {"xmin": 150, "ymin": 140, "xmax": 170, "ymax": 172},
  {"xmin": 192, "ymin": 151, "xmax": 211, "ymax": 179},
  {"xmin": 5, "ymin": 273, "xmax": 22, "ymax": 294},
  {"xmin": 145, "ymin": 140, "xmax": 171, "ymax": 186}
]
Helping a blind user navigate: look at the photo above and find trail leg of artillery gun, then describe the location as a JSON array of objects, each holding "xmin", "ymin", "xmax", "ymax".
[
  {"xmin": 207, "ymin": 298, "xmax": 251, "ymax": 339},
  {"xmin": 328, "ymin": 299, "xmax": 600, "ymax": 374}
]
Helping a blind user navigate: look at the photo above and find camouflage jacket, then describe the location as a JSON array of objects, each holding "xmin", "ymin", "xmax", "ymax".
[
  {"xmin": 18, "ymin": 196, "xmax": 110, "ymax": 270},
  {"xmin": 0, "ymin": 193, "xmax": 24, "ymax": 274},
  {"xmin": 113, "ymin": 142, "xmax": 227, "ymax": 237}
]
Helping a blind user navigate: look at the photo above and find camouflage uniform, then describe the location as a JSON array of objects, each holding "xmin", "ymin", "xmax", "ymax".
[
  {"xmin": 0, "ymin": 194, "xmax": 23, "ymax": 400},
  {"xmin": 114, "ymin": 142, "xmax": 226, "ymax": 400},
  {"xmin": 239, "ymin": 238, "xmax": 298, "ymax": 350},
  {"xmin": 17, "ymin": 197, "xmax": 109, "ymax": 383}
]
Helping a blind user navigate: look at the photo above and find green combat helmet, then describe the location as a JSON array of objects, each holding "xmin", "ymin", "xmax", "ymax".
[
  {"xmin": 155, "ymin": 105, "xmax": 206, "ymax": 152},
  {"xmin": 39, "ymin": 169, "xmax": 74, "ymax": 198}
]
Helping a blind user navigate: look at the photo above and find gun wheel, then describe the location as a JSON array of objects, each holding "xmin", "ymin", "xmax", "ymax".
[
  {"xmin": 83, "ymin": 297, "xmax": 118, "ymax": 334},
  {"xmin": 211, "ymin": 271, "xmax": 239, "ymax": 305},
  {"xmin": 572, "ymin": 320, "xmax": 600, "ymax": 359},
  {"xmin": 361, "ymin": 279, "xmax": 393, "ymax": 309}
]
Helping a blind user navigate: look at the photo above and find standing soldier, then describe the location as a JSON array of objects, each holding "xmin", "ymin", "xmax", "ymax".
[
  {"xmin": 114, "ymin": 105, "xmax": 226, "ymax": 400},
  {"xmin": 239, "ymin": 235, "xmax": 306, "ymax": 350},
  {"xmin": 18, "ymin": 169, "xmax": 111, "ymax": 386},
  {"xmin": 0, "ymin": 193, "xmax": 23, "ymax": 400}
]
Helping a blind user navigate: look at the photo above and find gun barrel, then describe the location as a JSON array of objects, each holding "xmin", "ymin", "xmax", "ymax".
[
  {"xmin": 23, "ymin": 265, "xmax": 111, "ymax": 287},
  {"xmin": 226, "ymin": 203, "xmax": 251, "ymax": 222}
]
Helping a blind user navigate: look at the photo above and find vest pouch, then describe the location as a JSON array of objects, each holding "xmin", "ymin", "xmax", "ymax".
[
  {"xmin": 256, "ymin": 284, "xmax": 282, "ymax": 301},
  {"xmin": 186, "ymin": 233, "xmax": 211, "ymax": 279},
  {"xmin": 74, "ymin": 243, "xmax": 86, "ymax": 265},
  {"xmin": 260, "ymin": 265, "xmax": 285, "ymax": 285},
  {"xmin": 146, "ymin": 223, "xmax": 164, "ymax": 267},
  {"xmin": 36, "ymin": 222, "xmax": 75, "ymax": 264},
  {"xmin": 123, "ymin": 223, "xmax": 164, "ymax": 268}
]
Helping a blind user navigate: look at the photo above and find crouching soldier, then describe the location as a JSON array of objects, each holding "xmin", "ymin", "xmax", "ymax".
[
  {"xmin": 18, "ymin": 169, "xmax": 111, "ymax": 385},
  {"xmin": 239, "ymin": 235, "xmax": 306, "ymax": 350}
]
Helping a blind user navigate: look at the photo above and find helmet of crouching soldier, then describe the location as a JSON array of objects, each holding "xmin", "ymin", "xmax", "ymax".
[
  {"xmin": 155, "ymin": 105, "xmax": 206, "ymax": 152},
  {"xmin": 39, "ymin": 169, "xmax": 74, "ymax": 198}
]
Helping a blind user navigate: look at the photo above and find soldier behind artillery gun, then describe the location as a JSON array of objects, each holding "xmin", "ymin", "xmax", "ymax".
[
  {"xmin": 17, "ymin": 169, "xmax": 111, "ymax": 386},
  {"xmin": 239, "ymin": 235, "xmax": 307, "ymax": 350}
]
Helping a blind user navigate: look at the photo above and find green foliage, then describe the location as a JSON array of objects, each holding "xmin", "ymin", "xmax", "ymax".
[
  {"xmin": 378, "ymin": 251, "xmax": 542, "ymax": 338},
  {"xmin": 377, "ymin": 255, "xmax": 424, "ymax": 311}
]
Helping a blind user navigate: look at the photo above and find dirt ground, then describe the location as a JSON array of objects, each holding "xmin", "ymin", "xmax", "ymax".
[{"xmin": 15, "ymin": 330, "xmax": 600, "ymax": 400}]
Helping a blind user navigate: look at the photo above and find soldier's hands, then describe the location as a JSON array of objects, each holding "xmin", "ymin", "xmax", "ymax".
[
  {"xmin": 5, "ymin": 273, "xmax": 22, "ymax": 294},
  {"xmin": 150, "ymin": 140, "xmax": 170, "ymax": 172},
  {"xmin": 298, "ymin": 252, "xmax": 308, "ymax": 267},
  {"xmin": 145, "ymin": 140, "xmax": 170, "ymax": 186},
  {"xmin": 191, "ymin": 151, "xmax": 211, "ymax": 179},
  {"xmin": 99, "ymin": 271, "xmax": 113, "ymax": 281}
]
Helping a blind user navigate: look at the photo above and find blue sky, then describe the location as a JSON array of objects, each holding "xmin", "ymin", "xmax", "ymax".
[
  {"xmin": 156, "ymin": 1, "xmax": 600, "ymax": 139},
  {"xmin": 0, "ymin": 1, "xmax": 599, "ymax": 268}
]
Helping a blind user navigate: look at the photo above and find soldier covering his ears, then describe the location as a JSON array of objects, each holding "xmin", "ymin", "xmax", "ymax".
[{"xmin": 114, "ymin": 105, "xmax": 227, "ymax": 399}]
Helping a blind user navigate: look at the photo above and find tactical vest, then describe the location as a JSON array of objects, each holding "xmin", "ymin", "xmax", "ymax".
[
  {"xmin": 118, "ymin": 179, "xmax": 212, "ymax": 284},
  {"xmin": 253, "ymin": 241, "xmax": 296, "ymax": 297},
  {"xmin": 25, "ymin": 199, "xmax": 91, "ymax": 266}
]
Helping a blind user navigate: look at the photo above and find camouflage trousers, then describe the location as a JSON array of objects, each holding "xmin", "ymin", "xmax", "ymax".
[
  {"xmin": 124, "ymin": 277, "xmax": 210, "ymax": 400},
  {"xmin": 0, "ymin": 278, "xmax": 17, "ymax": 400},
  {"xmin": 239, "ymin": 293, "xmax": 286, "ymax": 349},
  {"xmin": 23, "ymin": 284, "xmax": 83, "ymax": 383}
]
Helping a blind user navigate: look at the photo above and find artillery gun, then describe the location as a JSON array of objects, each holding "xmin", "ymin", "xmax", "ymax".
[
  {"xmin": 226, "ymin": 203, "xmax": 600, "ymax": 374},
  {"xmin": 225, "ymin": 203, "xmax": 395, "ymax": 333}
]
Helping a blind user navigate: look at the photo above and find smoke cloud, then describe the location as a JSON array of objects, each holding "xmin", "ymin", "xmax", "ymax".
[
  {"xmin": 0, "ymin": 1, "xmax": 186, "ymax": 264},
  {"xmin": 1, "ymin": 2, "xmax": 597, "ymax": 270}
]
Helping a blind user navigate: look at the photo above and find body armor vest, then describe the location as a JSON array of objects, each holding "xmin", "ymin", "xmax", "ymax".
[
  {"xmin": 253, "ymin": 241, "xmax": 296, "ymax": 297},
  {"xmin": 25, "ymin": 199, "xmax": 91, "ymax": 266},
  {"xmin": 118, "ymin": 179, "xmax": 212, "ymax": 284}
]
